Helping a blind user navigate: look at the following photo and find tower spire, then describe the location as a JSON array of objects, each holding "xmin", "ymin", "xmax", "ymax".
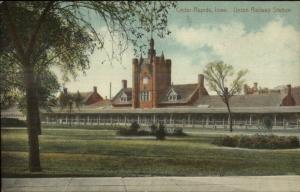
[
  {"xmin": 160, "ymin": 51, "xmax": 164, "ymax": 61},
  {"xmin": 148, "ymin": 38, "xmax": 156, "ymax": 63}
]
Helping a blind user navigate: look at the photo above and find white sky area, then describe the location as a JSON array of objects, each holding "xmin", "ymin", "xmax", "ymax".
[{"xmin": 60, "ymin": 4, "xmax": 300, "ymax": 98}]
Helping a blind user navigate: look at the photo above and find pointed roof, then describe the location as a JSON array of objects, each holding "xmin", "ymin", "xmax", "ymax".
[
  {"xmin": 160, "ymin": 51, "xmax": 165, "ymax": 61},
  {"xmin": 160, "ymin": 84, "xmax": 199, "ymax": 104},
  {"xmin": 111, "ymin": 87, "xmax": 132, "ymax": 106}
]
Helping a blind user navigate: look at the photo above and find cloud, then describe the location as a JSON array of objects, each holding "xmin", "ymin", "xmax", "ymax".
[
  {"xmin": 60, "ymin": 19, "xmax": 300, "ymax": 98},
  {"xmin": 172, "ymin": 19, "xmax": 300, "ymax": 89}
]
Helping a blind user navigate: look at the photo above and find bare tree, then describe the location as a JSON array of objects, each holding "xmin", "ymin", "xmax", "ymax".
[{"xmin": 204, "ymin": 61, "xmax": 248, "ymax": 132}]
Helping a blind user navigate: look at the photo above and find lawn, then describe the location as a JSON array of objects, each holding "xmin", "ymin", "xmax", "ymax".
[{"xmin": 1, "ymin": 127, "xmax": 300, "ymax": 177}]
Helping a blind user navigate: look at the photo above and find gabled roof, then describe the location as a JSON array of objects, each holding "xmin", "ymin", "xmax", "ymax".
[
  {"xmin": 160, "ymin": 84, "xmax": 199, "ymax": 104},
  {"xmin": 194, "ymin": 92, "xmax": 282, "ymax": 108},
  {"xmin": 79, "ymin": 92, "xmax": 94, "ymax": 103},
  {"xmin": 89, "ymin": 99, "xmax": 112, "ymax": 107},
  {"xmin": 112, "ymin": 88, "xmax": 132, "ymax": 105},
  {"xmin": 292, "ymin": 86, "xmax": 300, "ymax": 105},
  {"xmin": 60, "ymin": 91, "xmax": 103, "ymax": 105}
]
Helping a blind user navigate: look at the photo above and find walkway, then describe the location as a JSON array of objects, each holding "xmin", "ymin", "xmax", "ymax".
[{"xmin": 2, "ymin": 176, "xmax": 300, "ymax": 192}]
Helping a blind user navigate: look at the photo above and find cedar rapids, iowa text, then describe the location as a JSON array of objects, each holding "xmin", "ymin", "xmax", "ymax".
[{"xmin": 176, "ymin": 7, "xmax": 291, "ymax": 13}]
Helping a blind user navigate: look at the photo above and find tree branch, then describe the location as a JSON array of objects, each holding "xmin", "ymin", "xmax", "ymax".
[
  {"xmin": 26, "ymin": 1, "xmax": 55, "ymax": 61},
  {"xmin": 2, "ymin": 1, "xmax": 26, "ymax": 63}
]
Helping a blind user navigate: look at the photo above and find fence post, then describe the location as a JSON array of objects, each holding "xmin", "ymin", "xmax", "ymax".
[{"xmin": 214, "ymin": 119, "xmax": 216, "ymax": 130}]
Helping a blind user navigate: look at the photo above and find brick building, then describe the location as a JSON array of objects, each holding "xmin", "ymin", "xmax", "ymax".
[
  {"xmin": 60, "ymin": 86, "xmax": 104, "ymax": 106},
  {"xmin": 41, "ymin": 38, "xmax": 300, "ymax": 129},
  {"xmin": 111, "ymin": 38, "xmax": 298, "ymax": 109},
  {"xmin": 112, "ymin": 38, "xmax": 208, "ymax": 108}
]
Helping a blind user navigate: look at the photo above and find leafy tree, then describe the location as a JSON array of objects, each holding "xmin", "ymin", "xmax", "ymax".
[
  {"xmin": 0, "ymin": 55, "xmax": 60, "ymax": 113},
  {"xmin": 204, "ymin": 61, "xmax": 248, "ymax": 132},
  {"xmin": 156, "ymin": 122, "xmax": 166, "ymax": 140},
  {"xmin": 1, "ymin": 1, "xmax": 176, "ymax": 172},
  {"xmin": 262, "ymin": 116, "xmax": 273, "ymax": 131},
  {"xmin": 74, "ymin": 91, "xmax": 83, "ymax": 109}
]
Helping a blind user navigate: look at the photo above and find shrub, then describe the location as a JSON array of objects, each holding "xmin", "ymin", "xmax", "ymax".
[
  {"xmin": 221, "ymin": 135, "xmax": 239, "ymax": 147},
  {"xmin": 262, "ymin": 116, "xmax": 273, "ymax": 131},
  {"xmin": 117, "ymin": 128, "xmax": 135, "ymax": 136},
  {"xmin": 150, "ymin": 124, "xmax": 157, "ymax": 134},
  {"xmin": 117, "ymin": 121, "xmax": 141, "ymax": 136},
  {"xmin": 137, "ymin": 130, "xmax": 151, "ymax": 136},
  {"xmin": 1, "ymin": 118, "xmax": 26, "ymax": 127},
  {"xmin": 129, "ymin": 121, "xmax": 140, "ymax": 134},
  {"xmin": 156, "ymin": 123, "xmax": 166, "ymax": 140},
  {"xmin": 213, "ymin": 134, "xmax": 299, "ymax": 149},
  {"xmin": 172, "ymin": 128, "xmax": 187, "ymax": 136}
]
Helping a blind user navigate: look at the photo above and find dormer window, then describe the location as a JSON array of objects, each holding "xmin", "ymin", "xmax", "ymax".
[
  {"xmin": 120, "ymin": 92, "xmax": 128, "ymax": 102},
  {"xmin": 168, "ymin": 89, "xmax": 180, "ymax": 101}
]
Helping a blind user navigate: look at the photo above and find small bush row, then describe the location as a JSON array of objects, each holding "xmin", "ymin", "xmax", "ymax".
[
  {"xmin": 213, "ymin": 134, "xmax": 299, "ymax": 149},
  {"xmin": 116, "ymin": 122, "xmax": 187, "ymax": 139}
]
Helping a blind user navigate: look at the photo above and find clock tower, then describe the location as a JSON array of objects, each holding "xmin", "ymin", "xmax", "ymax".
[{"xmin": 132, "ymin": 38, "xmax": 171, "ymax": 108}]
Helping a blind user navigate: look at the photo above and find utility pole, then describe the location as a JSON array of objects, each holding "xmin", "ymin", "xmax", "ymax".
[{"xmin": 109, "ymin": 82, "xmax": 112, "ymax": 100}]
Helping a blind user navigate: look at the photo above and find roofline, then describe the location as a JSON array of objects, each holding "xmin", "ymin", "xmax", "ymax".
[{"xmin": 43, "ymin": 106, "xmax": 300, "ymax": 115}]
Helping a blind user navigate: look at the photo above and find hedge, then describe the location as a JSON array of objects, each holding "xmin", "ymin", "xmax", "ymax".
[
  {"xmin": 213, "ymin": 134, "xmax": 299, "ymax": 149},
  {"xmin": 1, "ymin": 118, "xmax": 26, "ymax": 127}
]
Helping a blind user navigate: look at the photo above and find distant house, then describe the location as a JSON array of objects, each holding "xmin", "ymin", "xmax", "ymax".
[{"xmin": 59, "ymin": 86, "xmax": 104, "ymax": 106}]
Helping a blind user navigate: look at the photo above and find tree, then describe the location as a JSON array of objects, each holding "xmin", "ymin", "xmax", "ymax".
[
  {"xmin": 156, "ymin": 122, "xmax": 166, "ymax": 140},
  {"xmin": 203, "ymin": 61, "xmax": 248, "ymax": 132},
  {"xmin": 1, "ymin": 1, "xmax": 176, "ymax": 172},
  {"xmin": 74, "ymin": 91, "xmax": 83, "ymax": 109}
]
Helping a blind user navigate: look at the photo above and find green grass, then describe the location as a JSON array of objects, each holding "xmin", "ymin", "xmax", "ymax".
[{"xmin": 1, "ymin": 127, "xmax": 300, "ymax": 177}]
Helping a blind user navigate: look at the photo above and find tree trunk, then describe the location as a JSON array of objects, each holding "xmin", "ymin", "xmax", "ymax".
[
  {"xmin": 225, "ymin": 102, "xmax": 233, "ymax": 132},
  {"xmin": 24, "ymin": 66, "xmax": 42, "ymax": 172}
]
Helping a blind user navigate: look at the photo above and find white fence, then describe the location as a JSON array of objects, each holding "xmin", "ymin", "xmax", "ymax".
[{"xmin": 42, "ymin": 117, "xmax": 300, "ymax": 129}]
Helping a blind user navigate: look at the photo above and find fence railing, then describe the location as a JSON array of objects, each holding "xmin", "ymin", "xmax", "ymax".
[{"xmin": 42, "ymin": 118, "xmax": 300, "ymax": 129}]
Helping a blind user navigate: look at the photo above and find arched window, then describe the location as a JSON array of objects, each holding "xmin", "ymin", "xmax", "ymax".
[
  {"xmin": 140, "ymin": 91, "xmax": 150, "ymax": 101},
  {"xmin": 143, "ymin": 76, "xmax": 150, "ymax": 85}
]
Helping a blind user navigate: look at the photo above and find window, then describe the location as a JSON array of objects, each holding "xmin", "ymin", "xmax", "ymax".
[
  {"xmin": 143, "ymin": 76, "xmax": 149, "ymax": 85},
  {"xmin": 140, "ymin": 91, "xmax": 150, "ymax": 101},
  {"xmin": 168, "ymin": 89, "xmax": 180, "ymax": 101},
  {"xmin": 120, "ymin": 93, "xmax": 128, "ymax": 102}
]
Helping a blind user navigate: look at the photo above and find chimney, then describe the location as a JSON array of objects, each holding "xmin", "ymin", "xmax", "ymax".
[
  {"xmin": 287, "ymin": 84, "xmax": 292, "ymax": 95},
  {"xmin": 109, "ymin": 82, "xmax": 112, "ymax": 100},
  {"xmin": 122, "ymin": 80, "xmax": 127, "ymax": 89},
  {"xmin": 63, "ymin": 87, "xmax": 68, "ymax": 95},
  {"xmin": 281, "ymin": 84, "xmax": 296, "ymax": 106},
  {"xmin": 93, "ymin": 86, "xmax": 97, "ymax": 93},
  {"xmin": 198, "ymin": 74, "xmax": 204, "ymax": 88}
]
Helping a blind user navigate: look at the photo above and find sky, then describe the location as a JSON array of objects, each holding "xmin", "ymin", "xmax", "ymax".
[{"xmin": 60, "ymin": 1, "xmax": 300, "ymax": 98}]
